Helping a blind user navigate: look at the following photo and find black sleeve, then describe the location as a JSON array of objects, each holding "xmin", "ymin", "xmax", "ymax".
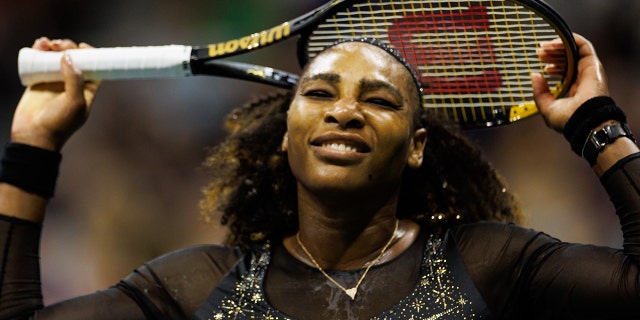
[
  {"xmin": 0, "ymin": 215, "xmax": 242, "ymax": 320},
  {"xmin": 600, "ymin": 153, "xmax": 640, "ymax": 265},
  {"xmin": 0, "ymin": 215, "xmax": 43, "ymax": 319},
  {"xmin": 452, "ymin": 154, "xmax": 640, "ymax": 320}
]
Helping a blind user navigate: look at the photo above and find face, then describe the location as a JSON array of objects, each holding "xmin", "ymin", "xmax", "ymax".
[{"xmin": 284, "ymin": 42, "xmax": 426, "ymax": 199}]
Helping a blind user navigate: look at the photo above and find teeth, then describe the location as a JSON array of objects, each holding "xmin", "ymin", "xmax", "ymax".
[{"xmin": 323, "ymin": 143, "xmax": 358, "ymax": 152}]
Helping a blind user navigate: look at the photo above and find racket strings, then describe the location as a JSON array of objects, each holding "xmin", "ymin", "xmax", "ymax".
[{"xmin": 304, "ymin": 0, "xmax": 569, "ymax": 127}]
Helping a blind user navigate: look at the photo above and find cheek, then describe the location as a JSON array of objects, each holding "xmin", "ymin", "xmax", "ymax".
[
  {"xmin": 287, "ymin": 99, "xmax": 319, "ymax": 129},
  {"xmin": 285, "ymin": 113, "xmax": 309, "ymax": 152},
  {"xmin": 370, "ymin": 113, "xmax": 413, "ymax": 148},
  {"xmin": 285, "ymin": 101, "xmax": 325, "ymax": 152},
  {"xmin": 284, "ymin": 116, "xmax": 311, "ymax": 176},
  {"xmin": 375, "ymin": 120, "xmax": 415, "ymax": 169}
]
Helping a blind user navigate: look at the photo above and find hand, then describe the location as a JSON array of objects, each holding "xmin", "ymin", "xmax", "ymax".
[
  {"xmin": 10, "ymin": 37, "xmax": 100, "ymax": 151},
  {"xmin": 531, "ymin": 33, "xmax": 609, "ymax": 132}
]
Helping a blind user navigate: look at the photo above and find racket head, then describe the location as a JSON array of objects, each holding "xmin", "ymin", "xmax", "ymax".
[{"xmin": 296, "ymin": 0, "xmax": 578, "ymax": 129}]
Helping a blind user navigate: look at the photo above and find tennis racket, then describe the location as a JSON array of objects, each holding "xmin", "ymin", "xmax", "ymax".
[{"xmin": 18, "ymin": 0, "xmax": 577, "ymax": 129}]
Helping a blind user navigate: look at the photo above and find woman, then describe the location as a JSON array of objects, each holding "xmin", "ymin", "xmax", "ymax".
[{"xmin": 0, "ymin": 33, "xmax": 638, "ymax": 319}]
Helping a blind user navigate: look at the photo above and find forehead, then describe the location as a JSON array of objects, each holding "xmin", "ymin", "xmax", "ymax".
[{"xmin": 302, "ymin": 42, "xmax": 412, "ymax": 84}]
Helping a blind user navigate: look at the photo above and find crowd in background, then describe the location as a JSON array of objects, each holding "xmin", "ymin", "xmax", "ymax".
[{"xmin": 0, "ymin": 0, "xmax": 638, "ymax": 304}]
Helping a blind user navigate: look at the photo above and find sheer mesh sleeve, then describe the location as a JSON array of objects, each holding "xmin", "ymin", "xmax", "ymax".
[
  {"xmin": 0, "ymin": 215, "xmax": 42, "ymax": 319},
  {"xmin": 452, "ymin": 154, "xmax": 640, "ymax": 320},
  {"xmin": 600, "ymin": 153, "xmax": 640, "ymax": 265},
  {"xmin": 0, "ymin": 214, "xmax": 242, "ymax": 320}
]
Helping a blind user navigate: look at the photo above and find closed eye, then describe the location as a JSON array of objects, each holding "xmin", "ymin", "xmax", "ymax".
[
  {"xmin": 365, "ymin": 98, "xmax": 401, "ymax": 109},
  {"xmin": 303, "ymin": 90, "xmax": 333, "ymax": 99}
]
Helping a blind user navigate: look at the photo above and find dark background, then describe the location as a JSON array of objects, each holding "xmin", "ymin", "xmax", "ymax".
[{"xmin": 0, "ymin": 1, "xmax": 638, "ymax": 303}]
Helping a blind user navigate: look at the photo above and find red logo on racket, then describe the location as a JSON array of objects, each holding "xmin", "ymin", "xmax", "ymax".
[{"xmin": 388, "ymin": 5, "xmax": 503, "ymax": 94}]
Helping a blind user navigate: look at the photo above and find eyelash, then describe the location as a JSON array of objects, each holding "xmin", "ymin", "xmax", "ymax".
[
  {"xmin": 365, "ymin": 98, "xmax": 401, "ymax": 110},
  {"xmin": 303, "ymin": 90, "xmax": 332, "ymax": 98}
]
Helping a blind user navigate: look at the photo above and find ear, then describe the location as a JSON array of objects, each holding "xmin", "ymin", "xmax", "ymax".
[
  {"xmin": 281, "ymin": 132, "xmax": 289, "ymax": 152},
  {"xmin": 407, "ymin": 128, "xmax": 427, "ymax": 169}
]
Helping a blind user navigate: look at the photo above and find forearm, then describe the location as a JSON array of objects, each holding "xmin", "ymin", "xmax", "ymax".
[
  {"xmin": 593, "ymin": 137, "xmax": 639, "ymax": 176},
  {"xmin": 0, "ymin": 183, "xmax": 48, "ymax": 223},
  {"xmin": 0, "ymin": 142, "xmax": 61, "ymax": 317},
  {"xmin": 601, "ymin": 153, "xmax": 640, "ymax": 264},
  {"xmin": 0, "ymin": 215, "xmax": 43, "ymax": 319}
]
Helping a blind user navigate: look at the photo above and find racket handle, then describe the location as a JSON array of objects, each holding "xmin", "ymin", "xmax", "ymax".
[{"xmin": 18, "ymin": 45, "xmax": 193, "ymax": 86}]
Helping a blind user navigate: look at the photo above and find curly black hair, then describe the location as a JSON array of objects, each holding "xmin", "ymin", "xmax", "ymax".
[{"xmin": 199, "ymin": 89, "xmax": 523, "ymax": 249}]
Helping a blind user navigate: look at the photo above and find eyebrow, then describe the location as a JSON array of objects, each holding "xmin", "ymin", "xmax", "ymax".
[
  {"xmin": 299, "ymin": 73, "xmax": 341, "ymax": 86},
  {"xmin": 358, "ymin": 79, "xmax": 403, "ymax": 101}
]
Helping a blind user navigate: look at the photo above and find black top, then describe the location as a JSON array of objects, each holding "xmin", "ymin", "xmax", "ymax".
[
  {"xmin": 194, "ymin": 230, "xmax": 490, "ymax": 319},
  {"xmin": 1, "ymin": 154, "xmax": 639, "ymax": 319}
]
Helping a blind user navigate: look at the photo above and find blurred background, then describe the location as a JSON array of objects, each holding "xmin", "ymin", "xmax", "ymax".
[{"xmin": 0, "ymin": 0, "xmax": 638, "ymax": 304}]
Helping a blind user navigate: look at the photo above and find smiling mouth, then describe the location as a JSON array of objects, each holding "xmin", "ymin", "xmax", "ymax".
[
  {"xmin": 310, "ymin": 133, "xmax": 372, "ymax": 155},
  {"xmin": 321, "ymin": 142, "xmax": 361, "ymax": 153}
]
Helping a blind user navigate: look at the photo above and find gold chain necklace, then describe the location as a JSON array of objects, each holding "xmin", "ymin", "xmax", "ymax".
[{"xmin": 295, "ymin": 219, "xmax": 399, "ymax": 300}]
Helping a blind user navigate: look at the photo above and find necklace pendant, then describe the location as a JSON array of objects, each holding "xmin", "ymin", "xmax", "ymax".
[
  {"xmin": 296, "ymin": 220, "xmax": 399, "ymax": 303},
  {"xmin": 344, "ymin": 287, "xmax": 357, "ymax": 300}
]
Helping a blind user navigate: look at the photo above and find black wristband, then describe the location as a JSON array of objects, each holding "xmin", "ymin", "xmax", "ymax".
[
  {"xmin": 0, "ymin": 142, "xmax": 62, "ymax": 198},
  {"xmin": 563, "ymin": 96, "xmax": 627, "ymax": 156}
]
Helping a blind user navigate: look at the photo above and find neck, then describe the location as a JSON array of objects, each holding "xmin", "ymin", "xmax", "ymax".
[
  {"xmin": 294, "ymin": 217, "xmax": 399, "ymax": 270},
  {"xmin": 284, "ymin": 185, "xmax": 418, "ymax": 270}
]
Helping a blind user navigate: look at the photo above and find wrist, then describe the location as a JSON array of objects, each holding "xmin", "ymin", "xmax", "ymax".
[
  {"xmin": 563, "ymin": 96, "xmax": 627, "ymax": 155},
  {"xmin": 0, "ymin": 142, "xmax": 62, "ymax": 198},
  {"xmin": 581, "ymin": 122, "xmax": 636, "ymax": 166},
  {"xmin": 10, "ymin": 130, "xmax": 62, "ymax": 152}
]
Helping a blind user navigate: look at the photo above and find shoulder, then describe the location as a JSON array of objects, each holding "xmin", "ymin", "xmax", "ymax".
[
  {"xmin": 119, "ymin": 244, "xmax": 247, "ymax": 317},
  {"xmin": 123, "ymin": 244, "xmax": 246, "ymax": 291},
  {"xmin": 144, "ymin": 244, "xmax": 245, "ymax": 276},
  {"xmin": 443, "ymin": 222, "xmax": 560, "ymax": 309},
  {"xmin": 449, "ymin": 221, "xmax": 557, "ymax": 248},
  {"xmin": 447, "ymin": 221, "xmax": 561, "ymax": 270}
]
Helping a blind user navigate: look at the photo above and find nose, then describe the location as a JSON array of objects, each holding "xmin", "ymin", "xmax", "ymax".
[{"xmin": 324, "ymin": 98, "xmax": 364, "ymax": 129}]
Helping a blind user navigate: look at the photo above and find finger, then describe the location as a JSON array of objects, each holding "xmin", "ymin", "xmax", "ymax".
[
  {"xmin": 531, "ymin": 72, "xmax": 555, "ymax": 113},
  {"xmin": 541, "ymin": 37, "xmax": 564, "ymax": 47},
  {"xmin": 539, "ymin": 39, "xmax": 565, "ymax": 54},
  {"xmin": 544, "ymin": 63, "xmax": 566, "ymax": 76},
  {"xmin": 32, "ymin": 37, "xmax": 52, "ymax": 50},
  {"xmin": 536, "ymin": 38, "xmax": 568, "ymax": 77},
  {"xmin": 537, "ymin": 38, "xmax": 565, "ymax": 60},
  {"xmin": 78, "ymin": 42, "xmax": 94, "ymax": 49},
  {"xmin": 83, "ymin": 80, "xmax": 101, "ymax": 107},
  {"xmin": 76, "ymin": 42, "xmax": 100, "ymax": 104},
  {"xmin": 572, "ymin": 33, "xmax": 609, "ymax": 98},
  {"xmin": 32, "ymin": 37, "xmax": 79, "ymax": 52},
  {"xmin": 573, "ymin": 33, "xmax": 590, "ymax": 50},
  {"xmin": 573, "ymin": 33, "xmax": 599, "ymax": 61},
  {"xmin": 51, "ymin": 39, "xmax": 78, "ymax": 51},
  {"xmin": 537, "ymin": 47, "xmax": 566, "ymax": 64},
  {"xmin": 61, "ymin": 54, "xmax": 86, "ymax": 108},
  {"xmin": 537, "ymin": 52, "xmax": 566, "ymax": 65}
]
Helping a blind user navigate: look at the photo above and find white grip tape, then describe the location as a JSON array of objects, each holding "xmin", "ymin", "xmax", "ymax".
[{"xmin": 18, "ymin": 45, "xmax": 193, "ymax": 86}]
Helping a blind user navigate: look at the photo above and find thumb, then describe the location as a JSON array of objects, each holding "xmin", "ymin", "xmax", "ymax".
[
  {"xmin": 61, "ymin": 53, "xmax": 86, "ymax": 108},
  {"xmin": 531, "ymin": 72, "xmax": 555, "ymax": 115}
]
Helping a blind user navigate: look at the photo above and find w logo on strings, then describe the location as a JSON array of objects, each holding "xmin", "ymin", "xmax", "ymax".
[{"xmin": 388, "ymin": 5, "xmax": 503, "ymax": 94}]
